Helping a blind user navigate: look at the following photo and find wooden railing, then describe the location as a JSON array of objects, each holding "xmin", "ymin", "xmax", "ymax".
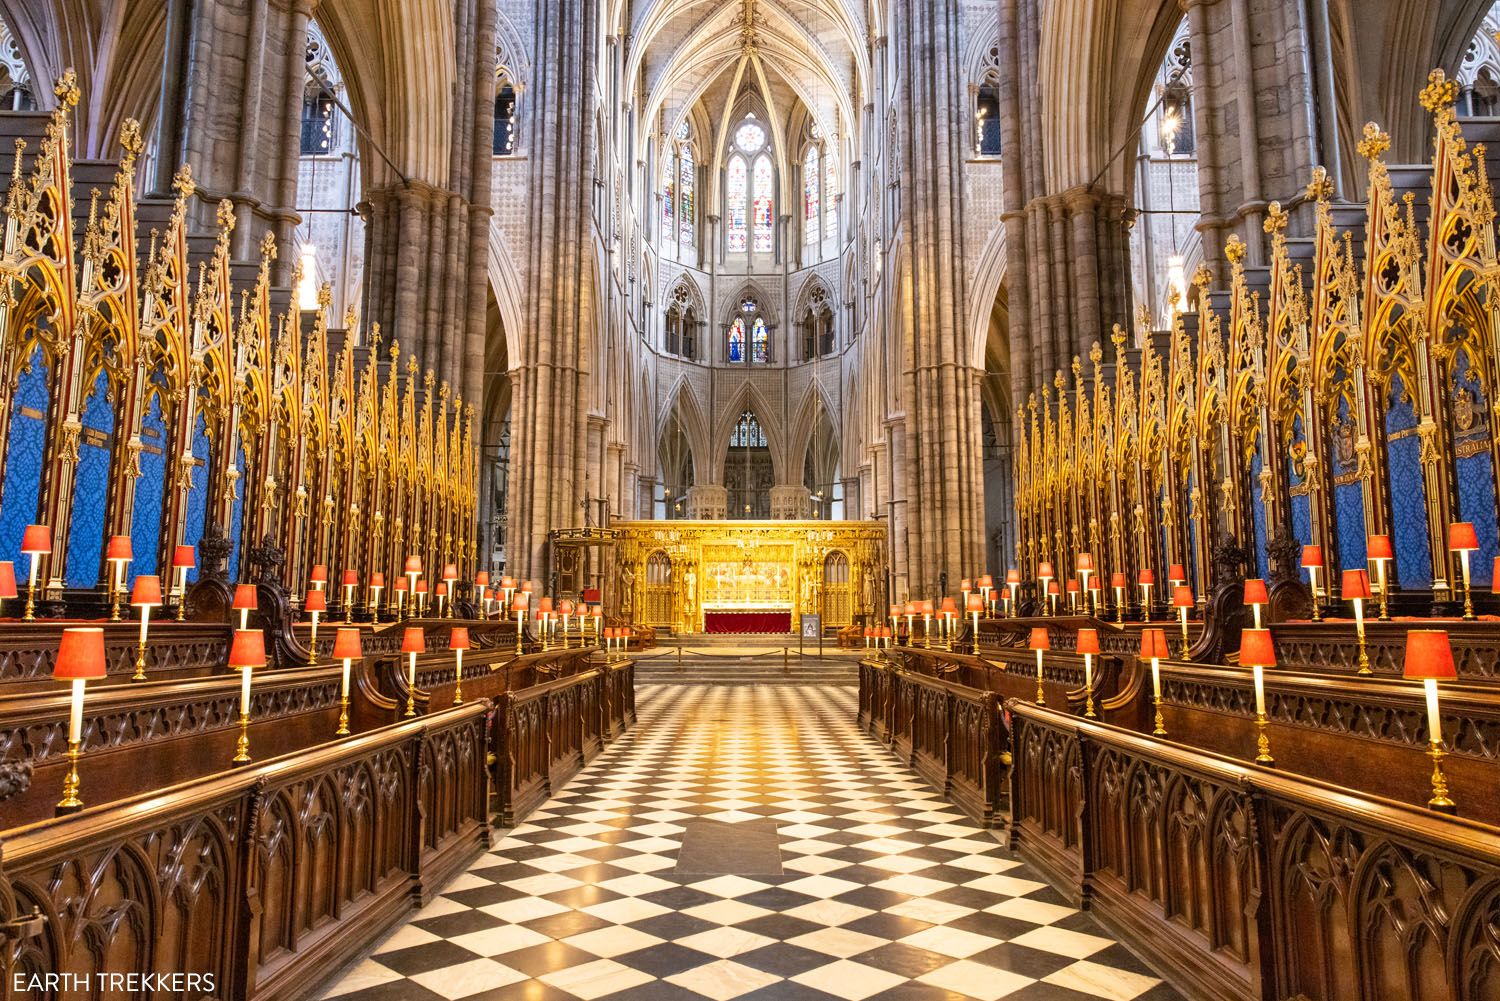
[
  {"xmin": 1006, "ymin": 700, "xmax": 1500, "ymax": 1001},
  {"xmin": 0, "ymin": 703, "xmax": 490, "ymax": 1001}
]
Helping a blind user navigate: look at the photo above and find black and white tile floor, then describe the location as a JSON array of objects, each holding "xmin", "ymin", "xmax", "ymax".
[{"xmin": 322, "ymin": 685, "xmax": 1181, "ymax": 1001}]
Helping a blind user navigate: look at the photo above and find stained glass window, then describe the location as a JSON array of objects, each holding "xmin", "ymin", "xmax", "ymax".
[
  {"xmin": 661, "ymin": 152, "xmax": 675, "ymax": 240},
  {"xmin": 735, "ymin": 121, "xmax": 766, "ymax": 153},
  {"xmin": 679, "ymin": 144, "xmax": 695, "ymax": 248},
  {"xmin": 727, "ymin": 155, "xmax": 748, "ymax": 253},
  {"xmin": 131, "ymin": 389, "xmax": 168, "ymax": 575},
  {"xmin": 65, "ymin": 371, "xmax": 114, "ymax": 586},
  {"xmin": 824, "ymin": 143, "xmax": 838, "ymax": 238},
  {"xmin": 493, "ymin": 84, "xmax": 517, "ymax": 155},
  {"xmin": 0, "ymin": 344, "xmax": 49, "ymax": 566},
  {"xmin": 752, "ymin": 317, "xmax": 769, "ymax": 364},
  {"xmin": 752, "ymin": 155, "xmax": 773, "ymax": 253},
  {"xmin": 728, "ymin": 317, "xmax": 745, "ymax": 363},
  {"xmin": 676, "ymin": 120, "xmax": 690, "ymax": 142},
  {"xmin": 803, "ymin": 146, "xmax": 820, "ymax": 245},
  {"xmin": 732, "ymin": 410, "xmax": 767, "ymax": 448}
]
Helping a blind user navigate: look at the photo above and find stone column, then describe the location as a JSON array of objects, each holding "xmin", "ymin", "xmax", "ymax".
[
  {"xmin": 686, "ymin": 485, "xmax": 728, "ymax": 520},
  {"xmin": 770, "ymin": 485, "xmax": 809, "ymax": 520}
]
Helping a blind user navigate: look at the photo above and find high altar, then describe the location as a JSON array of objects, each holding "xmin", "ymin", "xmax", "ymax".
[{"xmin": 612, "ymin": 521, "xmax": 887, "ymax": 634}]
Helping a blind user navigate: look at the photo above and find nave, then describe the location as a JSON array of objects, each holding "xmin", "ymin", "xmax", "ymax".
[{"xmin": 323, "ymin": 685, "xmax": 1177, "ymax": 1001}]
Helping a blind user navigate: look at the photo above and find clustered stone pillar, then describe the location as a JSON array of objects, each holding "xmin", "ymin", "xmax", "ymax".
[
  {"xmin": 505, "ymin": 0, "xmax": 601, "ymax": 581},
  {"xmin": 888, "ymin": 0, "xmax": 987, "ymax": 595}
]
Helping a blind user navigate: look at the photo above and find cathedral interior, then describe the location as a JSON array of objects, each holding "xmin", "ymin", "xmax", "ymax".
[{"xmin": 1, "ymin": 2, "xmax": 1500, "ymax": 1000}]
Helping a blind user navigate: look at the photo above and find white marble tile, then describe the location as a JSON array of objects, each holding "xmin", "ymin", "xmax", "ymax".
[
  {"xmin": 320, "ymin": 959, "xmax": 402, "ymax": 997},
  {"xmin": 1044, "ymin": 959, "xmax": 1162, "ymax": 1000},
  {"xmin": 674, "ymin": 926, "xmax": 779, "ymax": 959},
  {"xmin": 786, "ymin": 926, "xmax": 891, "ymax": 959},
  {"xmin": 790, "ymin": 959, "xmax": 908, "ymax": 1000},
  {"xmin": 561, "ymin": 925, "xmax": 667, "ymax": 958},
  {"xmin": 1008, "ymin": 925, "xmax": 1116, "ymax": 959},
  {"xmin": 898, "ymin": 925, "xmax": 1003, "ymax": 959},
  {"xmin": 665, "ymin": 960, "xmax": 783, "ymax": 1001},
  {"xmin": 408, "ymin": 958, "xmax": 527, "ymax": 999},
  {"xmin": 918, "ymin": 959, "xmax": 1035, "ymax": 1000},
  {"xmin": 538, "ymin": 958, "xmax": 655, "ymax": 1000}
]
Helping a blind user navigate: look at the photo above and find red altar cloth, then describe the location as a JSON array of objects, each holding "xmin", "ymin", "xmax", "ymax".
[{"xmin": 703, "ymin": 610, "xmax": 792, "ymax": 634}]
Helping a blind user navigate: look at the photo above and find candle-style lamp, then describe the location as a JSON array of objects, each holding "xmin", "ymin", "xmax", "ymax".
[
  {"xmin": 1168, "ymin": 563, "xmax": 1186, "ymax": 590},
  {"xmin": 939, "ymin": 597, "xmax": 958, "ymax": 648},
  {"xmin": 341, "ymin": 570, "xmax": 359, "ymax": 623},
  {"xmin": 1342, "ymin": 568, "xmax": 1373, "ymax": 675},
  {"xmin": 53, "ymin": 626, "xmax": 107, "ymax": 813},
  {"xmin": 229, "ymin": 628, "xmax": 266, "ymax": 764},
  {"xmin": 442, "ymin": 564, "xmax": 459, "ymax": 617},
  {"xmin": 171, "ymin": 544, "xmax": 195, "ymax": 620},
  {"xmin": 1172, "ymin": 584, "xmax": 1195, "ymax": 658},
  {"xmin": 538, "ymin": 596, "xmax": 555, "ymax": 647},
  {"xmin": 1005, "ymin": 569, "xmax": 1021, "ymax": 616},
  {"xmin": 434, "ymin": 581, "xmax": 449, "ymax": 619},
  {"xmin": 1077, "ymin": 627, "xmax": 1100, "ymax": 718},
  {"xmin": 1368, "ymin": 534, "xmax": 1393, "ymax": 620},
  {"xmin": 903, "ymin": 601, "xmax": 916, "ymax": 642},
  {"xmin": 917, "ymin": 600, "xmax": 934, "ymax": 647},
  {"xmin": 1065, "ymin": 578, "xmax": 1080, "ymax": 615},
  {"xmin": 333, "ymin": 627, "xmax": 362, "ymax": 735},
  {"xmin": 976, "ymin": 574, "xmax": 991, "ymax": 615},
  {"xmin": 404, "ymin": 555, "xmax": 423, "ymax": 614},
  {"xmin": 1238, "ymin": 628, "xmax": 1277, "ymax": 765},
  {"xmin": 105, "ymin": 535, "xmax": 132, "ymax": 621},
  {"xmin": 1028, "ymin": 626, "xmax": 1050, "ymax": 704},
  {"xmin": 1300, "ymin": 546, "xmax": 1324, "ymax": 621},
  {"xmin": 393, "ymin": 576, "xmax": 409, "ymax": 618},
  {"xmin": 888, "ymin": 603, "xmax": 901, "ymax": 638},
  {"xmin": 129, "ymin": 575, "xmax": 162, "ymax": 681},
  {"xmin": 1111, "ymin": 572, "xmax": 1127, "ymax": 623},
  {"xmin": 1138, "ymin": 568, "xmax": 1155, "ymax": 622},
  {"xmin": 559, "ymin": 599, "xmax": 575, "ymax": 647},
  {"xmin": 232, "ymin": 583, "xmax": 257, "ymax": 631},
  {"xmin": 303, "ymin": 588, "xmax": 327, "ymax": 664},
  {"xmin": 1448, "ymin": 522, "xmax": 1479, "ymax": 620},
  {"xmin": 369, "ymin": 572, "xmax": 385, "ymax": 624},
  {"xmin": 966, "ymin": 593, "xmax": 984, "ymax": 650},
  {"xmin": 450, "ymin": 627, "xmax": 470, "ymax": 704},
  {"xmin": 1141, "ymin": 627, "xmax": 1170, "ymax": 735},
  {"xmin": 501, "ymin": 575, "xmax": 516, "ymax": 608},
  {"xmin": 475, "ymin": 571, "xmax": 491, "ymax": 617},
  {"xmin": 1046, "ymin": 579, "xmax": 1061, "ymax": 616},
  {"xmin": 1403, "ymin": 630, "xmax": 1457, "ymax": 813},
  {"xmin": 1037, "ymin": 561, "xmax": 1055, "ymax": 610},
  {"xmin": 0, "ymin": 561, "xmax": 16, "ymax": 617},
  {"xmin": 415, "ymin": 580, "xmax": 429, "ymax": 616},
  {"xmin": 21, "ymin": 524, "xmax": 51, "ymax": 621},
  {"xmin": 1243, "ymin": 578, "xmax": 1268, "ymax": 629},
  {"xmin": 512, "ymin": 594, "xmax": 528, "ymax": 654},
  {"xmin": 310, "ymin": 564, "xmax": 328, "ymax": 592},
  {"xmin": 960, "ymin": 578, "xmax": 973, "ymax": 612},
  {"xmin": 401, "ymin": 626, "xmax": 425, "ymax": 717},
  {"xmin": 1076, "ymin": 553, "xmax": 1094, "ymax": 613}
]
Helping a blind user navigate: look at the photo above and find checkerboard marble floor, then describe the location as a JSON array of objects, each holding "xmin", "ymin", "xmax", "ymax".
[{"xmin": 322, "ymin": 685, "xmax": 1181, "ymax": 1001}]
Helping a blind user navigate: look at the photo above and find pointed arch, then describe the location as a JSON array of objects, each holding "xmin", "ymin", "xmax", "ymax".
[
  {"xmin": 714, "ymin": 379, "xmax": 786, "ymax": 482},
  {"xmin": 657, "ymin": 376, "xmax": 712, "ymax": 484}
]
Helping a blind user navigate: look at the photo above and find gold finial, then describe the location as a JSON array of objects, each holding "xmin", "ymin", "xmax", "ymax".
[
  {"xmin": 1263, "ymin": 200, "xmax": 1288, "ymax": 236},
  {"xmin": 1224, "ymin": 234, "xmax": 1246, "ymax": 266},
  {"xmin": 1111, "ymin": 323, "xmax": 1127, "ymax": 352},
  {"xmin": 119, "ymin": 118, "xmax": 144, "ymax": 160},
  {"xmin": 173, "ymin": 164, "xmax": 195, "ymax": 199},
  {"xmin": 1420, "ymin": 69, "xmax": 1459, "ymax": 112},
  {"xmin": 1053, "ymin": 369, "xmax": 1066, "ymax": 393},
  {"xmin": 407, "ymin": 353, "xmax": 418, "ymax": 375},
  {"xmin": 216, "ymin": 198, "xmax": 236, "ymax": 232},
  {"xmin": 259, "ymin": 231, "xmax": 277, "ymax": 261},
  {"xmin": 1089, "ymin": 340, "xmax": 1103, "ymax": 369},
  {"xmin": 1166, "ymin": 282, "xmax": 1182, "ymax": 313},
  {"xmin": 1071, "ymin": 354, "xmax": 1082, "ymax": 382},
  {"xmin": 369, "ymin": 322, "xmax": 382, "ymax": 350},
  {"xmin": 343, "ymin": 304, "xmax": 358, "ymax": 330},
  {"xmin": 1305, "ymin": 165, "xmax": 1333, "ymax": 203},
  {"xmin": 1357, "ymin": 122, "xmax": 1390, "ymax": 161},
  {"xmin": 317, "ymin": 282, "xmax": 332, "ymax": 309},
  {"xmin": 439, "ymin": 380, "xmax": 451, "ymax": 402},
  {"xmin": 424, "ymin": 368, "xmax": 435, "ymax": 389},
  {"xmin": 53, "ymin": 70, "xmax": 80, "ymax": 108}
]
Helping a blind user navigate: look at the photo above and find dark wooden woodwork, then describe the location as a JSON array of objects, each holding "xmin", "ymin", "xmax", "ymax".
[
  {"xmin": 0, "ymin": 703, "xmax": 489, "ymax": 1001},
  {"xmin": 0, "ymin": 621, "xmax": 231, "ymax": 691},
  {"xmin": 1267, "ymin": 619, "xmax": 1500, "ymax": 681},
  {"xmin": 1006, "ymin": 701, "xmax": 1500, "ymax": 1001}
]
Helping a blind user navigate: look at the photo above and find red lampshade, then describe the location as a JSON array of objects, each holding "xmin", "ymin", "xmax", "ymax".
[
  {"xmin": 130, "ymin": 575, "xmax": 162, "ymax": 606},
  {"xmin": 1138, "ymin": 569, "xmax": 1156, "ymax": 586},
  {"xmin": 1065, "ymin": 579, "xmax": 1080, "ymax": 594},
  {"xmin": 232, "ymin": 583, "xmax": 258, "ymax": 610},
  {"xmin": 0, "ymin": 561, "xmax": 15, "ymax": 599},
  {"xmin": 1367, "ymin": 534, "xmax": 1393, "ymax": 560},
  {"xmin": 511, "ymin": 596, "xmax": 529, "ymax": 612},
  {"xmin": 1243, "ymin": 578, "xmax": 1269, "ymax": 605},
  {"xmin": 1139, "ymin": 628, "xmax": 1170, "ymax": 659},
  {"xmin": 172, "ymin": 544, "xmax": 195, "ymax": 569},
  {"xmin": 54, "ymin": 627, "xmax": 106, "ymax": 680},
  {"xmin": 1448, "ymin": 522, "xmax": 1479, "ymax": 552},
  {"xmin": 604, "ymin": 627, "xmax": 616, "ymax": 640},
  {"xmin": 443, "ymin": 563, "xmax": 458, "ymax": 581},
  {"xmin": 342, "ymin": 569, "xmax": 359, "ymax": 587},
  {"xmin": 303, "ymin": 589, "xmax": 327, "ymax": 613},
  {"xmin": 1028, "ymin": 627, "xmax": 1051, "ymax": 651},
  {"xmin": 435, "ymin": 582, "xmax": 449, "ymax": 597},
  {"xmin": 1111, "ymin": 572, "xmax": 1127, "ymax": 588},
  {"xmin": 228, "ymin": 629, "xmax": 266, "ymax": 670},
  {"xmin": 1037, "ymin": 561, "xmax": 1055, "ymax": 579},
  {"xmin": 475, "ymin": 571, "xmax": 490, "ymax": 587},
  {"xmin": 1047, "ymin": 580, "xmax": 1060, "ymax": 595},
  {"xmin": 105, "ymin": 535, "xmax": 132, "ymax": 562},
  {"xmin": 1238, "ymin": 628, "xmax": 1276, "ymax": 668},
  {"xmin": 880, "ymin": 626, "xmax": 891, "ymax": 638},
  {"xmin": 1005, "ymin": 569, "xmax": 1022, "ymax": 585},
  {"xmin": 1403, "ymin": 630, "xmax": 1456, "ymax": 681},
  {"xmin": 1167, "ymin": 563, "xmax": 1186, "ymax": 582},
  {"xmin": 450, "ymin": 627, "xmax": 471, "ymax": 650},
  {"xmin": 521, "ymin": 580, "xmax": 534, "ymax": 593},
  {"xmin": 415, "ymin": 580, "xmax": 428, "ymax": 594},
  {"xmin": 1076, "ymin": 628, "xmax": 1100, "ymax": 655},
  {"xmin": 501, "ymin": 576, "xmax": 516, "ymax": 589},
  {"xmin": 332, "ymin": 627, "xmax": 363, "ymax": 660},
  {"xmin": 394, "ymin": 577, "xmax": 409, "ymax": 592},
  {"xmin": 402, "ymin": 626, "xmax": 426, "ymax": 653},
  {"xmin": 1300, "ymin": 546, "xmax": 1324, "ymax": 568},
  {"xmin": 940, "ymin": 597, "xmax": 958, "ymax": 614},
  {"xmin": 538, "ymin": 597, "xmax": 554, "ymax": 614},
  {"xmin": 559, "ymin": 599, "xmax": 575, "ymax": 614},
  {"xmin": 1172, "ymin": 584, "xmax": 1194, "ymax": 608},
  {"xmin": 21, "ymin": 524, "xmax": 51, "ymax": 554},
  {"xmin": 1341, "ymin": 568, "xmax": 1372, "ymax": 600},
  {"xmin": 370, "ymin": 572, "xmax": 386, "ymax": 588},
  {"xmin": 889, "ymin": 603, "xmax": 901, "ymax": 617},
  {"xmin": 310, "ymin": 564, "xmax": 328, "ymax": 583},
  {"xmin": 404, "ymin": 555, "xmax": 423, "ymax": 574},
  {"xmin": 1076, "ymin": 552, "xmax": 1094, "ymax": 572},
  {"xmin": 916, "ymin": 600, "xmax": 934, "ymax": 614},
  {"xmin": 960, "ymin": 578, "xmax": 973, "ymax": 591},
  {"xmin": 966, "ymin": 594, "xmax": 985, "ymax": 612},
  {"xmin": 903, "ymin": 601, "xmax": 916, "ymax": 615},
  {"xmin": 863, "ymin": 626, "xmax": 873, "ymax": 638}
]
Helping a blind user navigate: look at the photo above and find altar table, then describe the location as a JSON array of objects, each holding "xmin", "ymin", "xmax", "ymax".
[{"xmin": 703, "ymin": 610, "xmax": 793, "ymax": 634}]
